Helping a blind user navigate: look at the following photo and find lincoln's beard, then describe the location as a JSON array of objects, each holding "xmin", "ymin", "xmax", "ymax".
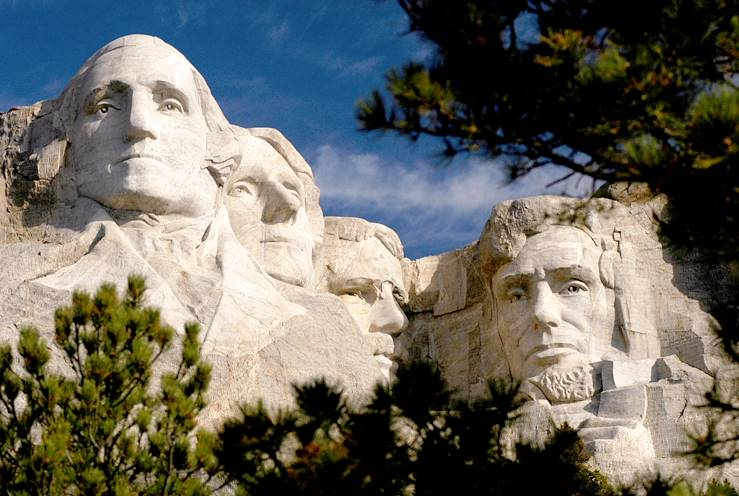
[{"xmin": 528, "ymin": 363, "xmax": 598, "ymax": 403}]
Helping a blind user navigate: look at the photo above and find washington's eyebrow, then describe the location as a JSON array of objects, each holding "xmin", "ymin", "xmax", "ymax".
[
  {"xmin": 82, "ymin": 80, "xmax": 129, "ymax": 111},
  {"xmin": 151, "ymin": 80, "xmax": 190, "ymax": 111}
]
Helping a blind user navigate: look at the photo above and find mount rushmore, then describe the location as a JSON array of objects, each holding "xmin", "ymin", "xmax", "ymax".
[{"xmin": 0, "ymin": 35, "xmax": 735, "ymax": 485}]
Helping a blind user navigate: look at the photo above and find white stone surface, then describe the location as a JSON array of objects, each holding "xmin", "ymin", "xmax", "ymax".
[
  {"xmin": 0, "ymin": 35, "xmax": 383, "ymax": 419},
  {"xmin": 316, "ymin": 216, "xmax": 409, "ymax": 381},
  {"xmin": 0, "ymin": 34, "xmax": 735, "ymax": 488}
]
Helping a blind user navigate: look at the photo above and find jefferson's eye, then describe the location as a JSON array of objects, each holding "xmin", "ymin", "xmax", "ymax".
[
  {"xmin": 160, "ymin": 99, "xmax": 184, "ymax": 113},
  {"xmin": 229, "ymin": 182, "xmax": 254, "ymax": 197},
  {"xmin": 562, "ymin": 281, "xmax": 588, "ymax": 295}
]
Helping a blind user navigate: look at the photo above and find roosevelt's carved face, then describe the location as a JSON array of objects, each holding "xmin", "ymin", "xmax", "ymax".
[
  {"xmin": 70, "ymin": 43, "xmax": 217, "ymax": 217},
  {"xmin": 492, "ymin": 226, "xmax": 608, "ymax": 382},
  {"xmin": 224, "ymin": 136, "xmax": 314, "ymax": 287},
  {"xmin": 331, "ymin": 236, "xmax": 408, "ymax": 379}
]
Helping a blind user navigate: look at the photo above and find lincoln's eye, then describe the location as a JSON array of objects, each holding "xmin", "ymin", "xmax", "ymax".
[
  {"xmin": 99, "ymin": 105, "xmax": 109, "ymax": 114},
  {"xmin": 562, "ymin": 281, "xmax": 588, "ymax": 295}
]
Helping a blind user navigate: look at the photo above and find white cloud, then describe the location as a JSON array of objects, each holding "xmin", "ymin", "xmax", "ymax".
[
  {"xmin": 311, "ymin": 144, "xmax": 600, "ymax": 258},
  {"xmin": 340, "ymin": 56, "xmax": 384, "ymax": 78},
  {"xmin": 269, "ymin": 19, "xmax": 290, "ymax": 44}
]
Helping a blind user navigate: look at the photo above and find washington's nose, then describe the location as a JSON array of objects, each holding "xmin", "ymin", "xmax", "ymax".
[
  {"xmin": 261, "ymin": 182, "xmax": 300, "ymax": 224},
  {"xmin": 125, "ymin": 92, "xmax": 158, "ymax": 142},
  {"xmin": 532, "ymin": 282, "xmax": 561, "ymax": 331}
]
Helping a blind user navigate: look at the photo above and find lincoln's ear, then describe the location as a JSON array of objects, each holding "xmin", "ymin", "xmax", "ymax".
[{"xmin": 205, "ymin": 130, "xmax": 241, "ymax": 186}]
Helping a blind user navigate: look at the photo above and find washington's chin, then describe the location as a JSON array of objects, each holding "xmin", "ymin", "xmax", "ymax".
[
  {"xmin": 263, "ymin": 252, "xmax": 313, "ymax": 286},
  {"xmin": 77, "ymin": 158, "xmax": 213, "ymax": 214}
]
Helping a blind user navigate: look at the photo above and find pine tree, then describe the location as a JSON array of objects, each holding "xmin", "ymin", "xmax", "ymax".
[{"xmin": 0, "ymin": 276, "xmax": 215, "ymax": 495}]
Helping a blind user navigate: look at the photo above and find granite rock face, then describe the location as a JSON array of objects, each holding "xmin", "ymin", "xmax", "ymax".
[
  {"xmin": 402, "ymin": 194, "xmax": 737, "ymax": 485},
  {"xmin": 1, "ymin": 34, "xmax": 735, "ymax": 485}
]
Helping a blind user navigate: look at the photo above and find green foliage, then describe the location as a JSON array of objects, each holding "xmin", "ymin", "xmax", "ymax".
[
  {"xmin": 359, "ymin": 1, "xmax": 739, "ymax": 466},
  {"xmin": 0, "ymin": 276, "xmax": 213, "ymax": 495},
  {"xmin": 358, "ymin": 0, "xmax": 738, "ymax": 259},
  {"xmin": 215, "ymin": 361, "xmax": 616, "ymax": 496}
]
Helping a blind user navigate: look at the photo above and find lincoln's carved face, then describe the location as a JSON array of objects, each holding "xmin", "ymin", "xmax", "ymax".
[
  {"xmin": 224, "ymin": 136, "xmax": 314, "ymax": 287},
  {"xmin": 70, "ymin": 42, "xmax": 217, "ymax": 217},
  {"xmin": 492, "ymin": 226, "xmax": 608, "ymax": 382}
]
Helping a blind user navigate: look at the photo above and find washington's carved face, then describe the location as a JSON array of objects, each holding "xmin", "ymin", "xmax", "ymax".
[
  {"xmin": 224, "ymin": 136, "xmax": 314, "ymax": 286},
  {"xmin": 492, "ymin": 226, "xmax": 608, "ymax": 382},
  {"xmin": 70, "ymin": 43, "xmax": 216, "ymax": 217},
  {"xmin": 332, "ymin": 236, "xmax": 408, "ymax": 378}
]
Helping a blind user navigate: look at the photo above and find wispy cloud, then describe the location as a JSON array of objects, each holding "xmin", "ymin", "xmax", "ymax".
[
  {"xmin": 269, "ymin": 19, "xmax": 290, "ymax": 44},
  {"xmin": 311, "ymin": 144, "xmax": 599, "ymax": 257},
  {"xmin": 162, "ymin": 0, "xmax": 207, "ymax": 29},
  {"xmin": 339, "ymin": 56, "xmax": 384, "ymax": 78}
]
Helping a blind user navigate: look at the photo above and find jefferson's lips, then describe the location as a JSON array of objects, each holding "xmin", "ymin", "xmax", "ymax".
[{"xmin": 525, "ymin": 343, "xmax": 580, "ymax": 361}]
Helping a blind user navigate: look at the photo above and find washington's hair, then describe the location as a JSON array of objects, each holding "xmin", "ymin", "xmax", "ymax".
[{"xmin": 59, "ymin": 34, "xmax": 230, "ymax": 136}]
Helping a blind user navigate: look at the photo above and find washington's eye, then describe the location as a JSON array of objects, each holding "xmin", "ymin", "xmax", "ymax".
[
  {"xmin": 160, "ymin": 98, "xmax": 184, "ymax": 113},
  {"xmin": 94, "ymin": 101, "xmax": 119, "ymax": 115},
  {"xmin": 562, "ymin": 281, "xmax": 588, "ymax": 295}
]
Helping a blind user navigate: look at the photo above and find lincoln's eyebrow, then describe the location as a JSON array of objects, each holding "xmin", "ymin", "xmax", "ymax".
[
  {"xmin": 493, "ymin": 272, "xmax": 532, "ymax": 296},
  {"xmin": 151, "ymin": 80, "xmax": 191, "ymax": 112},
  {"xmin": 82, "ymin": 80, "xmax": 129, "ymax": 112},
  {"xmin": 548, "ymin": 265, "xmax": 598, "ymax": 284}
]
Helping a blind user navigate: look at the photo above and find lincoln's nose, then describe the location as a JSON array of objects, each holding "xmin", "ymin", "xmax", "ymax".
[{"xmin": 532, "ymin": 282, "xmax": 561, "ymax": 331}]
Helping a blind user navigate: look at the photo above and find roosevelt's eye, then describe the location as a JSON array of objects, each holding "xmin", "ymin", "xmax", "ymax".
[
  {"xmin": 562, "ymin": 281, "xmax": 588, "ymax": 295},
  {"xmin": 507, "ymin": 288, "xmax": 526, "ymax": 303},
  {"xmin": 160, "ymin": 98, "xmax": 184, "ymax": 113}
]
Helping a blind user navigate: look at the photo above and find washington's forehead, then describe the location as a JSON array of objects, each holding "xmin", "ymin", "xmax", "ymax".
[{"xmin": 83, "ymin": 47, "xmax": 196, "ymax": 90}]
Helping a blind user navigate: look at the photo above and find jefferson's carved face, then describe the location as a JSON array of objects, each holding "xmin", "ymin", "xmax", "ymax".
[
  {"xmin": 492, "ymin": 226, "xmax": 608, "ymax": 381},
  {"xmin": 70, "ymin": 43, "xmax": 216, "ymax": 217},
  {"xmin": 224, "ymin": 136, "xmax": 314, "ymax": 287},
  {"xmin": 332, "ymin": 236, "xmax": 408, "ymax": 379}
]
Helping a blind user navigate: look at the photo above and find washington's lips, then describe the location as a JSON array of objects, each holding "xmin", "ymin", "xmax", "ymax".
[{"xmin": 525, "ymin": 342, "xmax": 580, "ymax": 361}]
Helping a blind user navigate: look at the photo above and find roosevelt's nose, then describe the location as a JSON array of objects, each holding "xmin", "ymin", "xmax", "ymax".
[
  {"xmin": 261, "ymin": 181, "xmax": 301, "ymax": 224},
  {"xmin": 532, "ymin": 282, "xmax": 561, "ymax": 331},
  {"xmin": 125, "ymin": 91, "xmax": 158, "ymax": 142},
  {"xmin": 369, "ymin": 282, "xmax": 408, "ymax": 336}
]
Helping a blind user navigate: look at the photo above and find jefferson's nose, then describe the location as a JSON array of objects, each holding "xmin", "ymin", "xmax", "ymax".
[
  {"xmin": 261, "ymin": 181, "xmax": 300, "ymax": 224},
  {"xmin": 125, "ymin": 92, "xmax": 158, "ymax": 142},
  {"xmin": 532, "ymin": 282, "xmax": 561, "ymax": 331}
]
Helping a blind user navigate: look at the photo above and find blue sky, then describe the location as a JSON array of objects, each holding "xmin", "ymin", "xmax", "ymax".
[{"xmin": 0, "ymin": 0, "xmax": 597, "ymax": 259}]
